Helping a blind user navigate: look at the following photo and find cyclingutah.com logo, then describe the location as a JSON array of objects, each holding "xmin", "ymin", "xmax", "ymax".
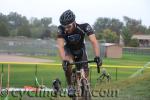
[{"xmin": 0, "ymin": 88, "xmax": 119, "ymax": 99}]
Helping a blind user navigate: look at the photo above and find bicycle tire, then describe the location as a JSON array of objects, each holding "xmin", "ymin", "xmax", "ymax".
[
  {"xmin": 81, "ymin": 78, "xmax": 91, "ymax": 100},
  {"xmin": 71, "ymin": 73, "xmax": 82, "ymax": 100}
]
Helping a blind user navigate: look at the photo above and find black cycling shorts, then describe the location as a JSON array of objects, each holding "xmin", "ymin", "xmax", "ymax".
[{"xmin": 64, "ymin": 45, "xmax": 89, "ymax": 71}]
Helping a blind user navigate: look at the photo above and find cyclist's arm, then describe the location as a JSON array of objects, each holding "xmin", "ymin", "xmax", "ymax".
[
  {"xmin": 57, "ymin": 38, "xmax": 66, "ymax": 60},
  {"xmin": 88, "ymin": 34, "xmax": 100, "ymax": 57}
]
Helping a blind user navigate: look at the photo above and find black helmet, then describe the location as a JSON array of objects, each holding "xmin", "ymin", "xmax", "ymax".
[{"xmin": 59, "ymin": 10, "xmax": 75, "ymax": 25}]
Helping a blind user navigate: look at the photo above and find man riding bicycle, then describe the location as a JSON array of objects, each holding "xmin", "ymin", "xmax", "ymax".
[{"xmin": 57, "ymin": 10, "xmax": 102, "ymax": 96}]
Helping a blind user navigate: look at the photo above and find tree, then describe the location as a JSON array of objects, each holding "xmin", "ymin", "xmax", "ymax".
[
  {"xmin": 0, "ymin": 13, "xmax": 9, "ymax": 36},
  {"xmin": 102, "ymin": 29, "xmax": 119, "ymax": 43},
  {"xmin": 93, "ymin": 17, "xmax": 123, "ymax": 43},
  {"xmin": 111, "ymin": 18, "xmax": 123, "ymax": 35},
  {"xmin": 121, "ymin": 27, "xmax": 132, "ymax": 46},
  {"xmin": 41, "ymin": 29, "xmax": 51, "ymax": 39},
  {"xmin": 41, "ymin": 17, "xmax": 52, "ymax": 28},
  {"xmin": 146, "ymin": 26, "xmax": 150, "ymax": 34},
  {"xmin": 30, "ymin": 27, "xmax": 43, "ymax": 38},
  {"xmin": 0, "ymin": 13, "xmax": 8, "ymax": 23},
  {"xmin": 9, "ymin": 29, "xmax": 18, "ymax": 37},
  {"xmin": 0, "ymin": 22, "xmax": 9, "ymax": 36},
  {"xmin": 50, "ymin": 25, "xmax": 58, "ymax": 38},
  {"xmin": 147, "ymin": 26, "xmax": 150, "ymax": 34},
  {"xmin": 93, "ymin": 17, "xmax": 123, "ymax": 34},
  {"xmin": 29, "ymin": 17, "xmax": 42, "ymax": 27},
  {"xmin": 95, "ymin": 32, "xmax": 103, "ymax": 40},
  {"xmin": 17, "ymin": 24, "xmax": 31, "ymax": 37},
  {"xmin": 123, "ymin": 16, "xmax": 141, "ymax": 34},
  {"xmin": 7, "ymin": 12, "xmax": 29, "ymax": 37},
  {"xmin": 93, "ymin": 17, "xmax": 111, "ymax": 33},
  {"xmin": 7, "ymin": 12, "xmax": 29, "ymax": 29}
]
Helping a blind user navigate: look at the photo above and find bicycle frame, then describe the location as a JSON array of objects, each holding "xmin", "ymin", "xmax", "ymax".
[{"xmin": 69, "ymin": 60, "xmax": 99, "ymax": 100}]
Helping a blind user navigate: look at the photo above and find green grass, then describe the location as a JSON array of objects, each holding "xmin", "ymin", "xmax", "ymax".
[
  {"xmin": 104, "ymin": 53, "xmax": 150, "ymax": 66},
  {"xmin": 0, "ymin": 53, "xmax": 150, "ymax": 100},
  {"xmin": 92, "ymin": 72, "xmax": 150, "ymax": 100},
  {"xmin": 1, "ymin": 64, "xmax": 144, "ymax": 88},
  {"xmin": 1, "ymin": 70, "xmax": 149, "ymax": 100},
  {"xmin": 1, "ymin": 53, "xmax": 149, "ymax": 88},
  {"xmin": 1, "ymin": 64, "xmax": 66, "ymax": 88},
  {"xmin": 26, "ymin": 53, "xmax": 150, "ymax": 66}
]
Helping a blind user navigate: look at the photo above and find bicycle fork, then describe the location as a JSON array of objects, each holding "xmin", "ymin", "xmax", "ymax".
[{"xmin": 77, "ymin": 69, "xmax": 89, "ymax": 96}]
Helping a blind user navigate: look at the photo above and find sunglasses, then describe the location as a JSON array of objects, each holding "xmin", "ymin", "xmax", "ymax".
[{"xmin": 62, "ymin": 22, "xmax": 74, "ymax": 29}]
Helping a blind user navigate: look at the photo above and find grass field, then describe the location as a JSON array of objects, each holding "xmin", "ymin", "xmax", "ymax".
[
  {"xmin": 26, "ymin": 53, "xmax": 150, "ymax": 66},
  {"xmin": 91, "ymin": 72, "xmax": 150, "ymax": 100},
  {"xmin": 104, "ymin": 54, "xmax": 150, "ymax": 66},
  {"xmin": 1, "ymin": 70, "xmax": 150, "ymax": 100},
  {"xmin": 0, "ymin": 53, "xmax": 150, "ymax": 100},
  {"xmin": 1, "ymin": 63, "xmax": 148, "ymax": 88}
]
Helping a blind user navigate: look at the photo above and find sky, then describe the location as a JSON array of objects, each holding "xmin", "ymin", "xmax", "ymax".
[{"xmin": 0, "ymin": 0, "xmax": 150, "ymax": 27}]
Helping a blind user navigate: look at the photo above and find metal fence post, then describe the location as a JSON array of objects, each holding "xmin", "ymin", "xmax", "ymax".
[{"xmin": 116, "ymin": 67, "xmax": 118, "ymax": 81}]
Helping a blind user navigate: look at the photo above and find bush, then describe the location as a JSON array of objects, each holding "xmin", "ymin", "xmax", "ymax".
[{"xmin": 129, "ymin": 38, "xmax": 139, "ymax": 47}]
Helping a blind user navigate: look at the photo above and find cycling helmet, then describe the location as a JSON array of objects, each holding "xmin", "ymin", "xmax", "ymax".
[{"xmin": 59, "ymin": 10, "xmax": 75, "ymax": 25}]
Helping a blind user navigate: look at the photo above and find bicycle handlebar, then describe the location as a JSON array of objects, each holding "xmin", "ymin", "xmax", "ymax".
[{"xmin": 69, "ymin": 60, "xmax": 100, "ymax": 73}]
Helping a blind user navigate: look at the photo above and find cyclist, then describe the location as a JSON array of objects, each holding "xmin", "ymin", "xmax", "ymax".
[
  {"xmin": 57, "ymin": 9, "xmax": 102, "ymax": 96},
  {"xmin": 97, "ymin": 68, "xmax": 111, "ymax": 82}
]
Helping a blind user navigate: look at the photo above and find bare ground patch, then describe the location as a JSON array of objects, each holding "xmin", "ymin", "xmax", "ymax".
[{"xmin": 0, "ymin": 54, "xmax": 54, "ymax": 63}]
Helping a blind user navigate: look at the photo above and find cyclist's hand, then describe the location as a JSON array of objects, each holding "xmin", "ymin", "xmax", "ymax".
[
  {"xmin": 94, "ymin": 56, "xmax": 102, "ymax": 66},
  {"xmin": 62, "ymin": 60, "xmax": 70, "ymax": 71}
]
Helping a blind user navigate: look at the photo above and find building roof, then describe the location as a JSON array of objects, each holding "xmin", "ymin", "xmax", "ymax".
[{"xmin": 132, "ymin": 35, "xmax": 150, "ymax": 40}]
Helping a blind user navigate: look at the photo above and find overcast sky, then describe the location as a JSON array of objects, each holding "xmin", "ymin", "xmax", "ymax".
[{"xmin": 0, "ymin": 0, "xmax": 150, "ymax": 26}]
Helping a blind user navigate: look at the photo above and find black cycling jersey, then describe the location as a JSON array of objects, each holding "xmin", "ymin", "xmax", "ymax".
[{"xmin": 57, "ymin": 23, "xmax": 94, "ymax": 50}]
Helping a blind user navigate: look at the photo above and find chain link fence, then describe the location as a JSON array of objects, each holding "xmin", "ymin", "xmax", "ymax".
[
  {"xmin": 0, "ymin": 37, "xmax": 106, "ymax": 58},
  {"xmin": 123, "ymin": 47, "xmax": 150, "ymax": 55},
  {"xmin": 1, "ymin": 37, "xmax": 150, "ymax": 58}
]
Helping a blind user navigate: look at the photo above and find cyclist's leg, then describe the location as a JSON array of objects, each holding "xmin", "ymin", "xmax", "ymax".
[
  {"xmin": 64, "ymin": 46, "xmax": 74, "ymax": 86},
  {"xmin": 81, "ymin": 48, "xmax": 89, "ymax": 78},
  {"xmin": 64, "ymin": 54, "xmax": 73, "ymax": 86}
]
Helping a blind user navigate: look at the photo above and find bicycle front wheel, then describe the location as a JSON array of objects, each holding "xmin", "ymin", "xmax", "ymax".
[{"xmin": 81, "ymin": 78, "xmax": 91, "ymax": 100}]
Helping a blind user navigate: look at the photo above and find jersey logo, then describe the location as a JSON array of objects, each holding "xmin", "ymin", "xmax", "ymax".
[
  {"xmin": 86, "ymin": 25, "xmax": 93, "ymax": 32},
  {"xmin": 68, "ymin": 34, "xmax": 81, "ymax": 42},
  {"xmin": 58, "ymin": 28, "xmax": 62, "ymax": 34}
]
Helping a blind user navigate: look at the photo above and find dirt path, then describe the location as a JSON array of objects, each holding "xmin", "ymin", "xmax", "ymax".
[{"xmin": 0, "ymin": 54, "xmax": 54, "ymax": 63}]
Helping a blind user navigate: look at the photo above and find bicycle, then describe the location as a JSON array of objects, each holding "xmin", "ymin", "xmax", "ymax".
[
  {"xmin": 97, "ymin": 73, "xmax": 111, "ymax": 84},
  {"xmin": 96, "ymin": 68, "xmax": 111, "ymax": 84},
  {"xmin": 69, "ymin": 60, "xmax": 100, "ymax": 100}
]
